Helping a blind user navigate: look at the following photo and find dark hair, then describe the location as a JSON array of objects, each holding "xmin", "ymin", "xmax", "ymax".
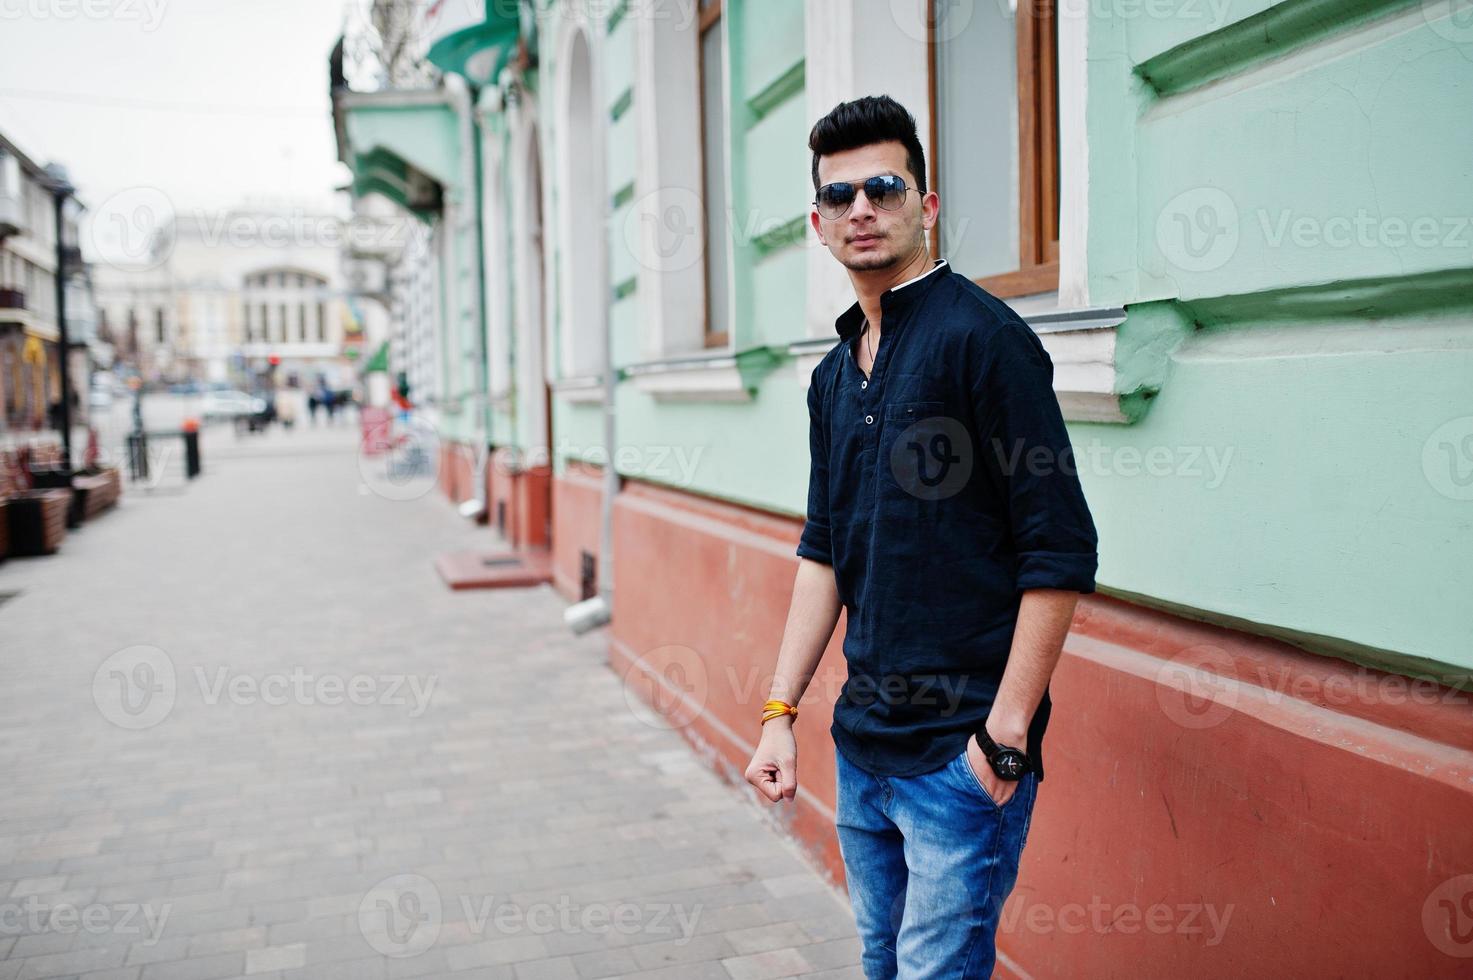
[{"xmin": 808, "ymin": 95, "xmax": 927, "ymax": 194}]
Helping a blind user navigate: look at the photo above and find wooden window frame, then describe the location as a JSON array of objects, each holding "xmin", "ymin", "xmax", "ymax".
[
  {"xmin": 928, "ymin": 0, "xmax": 1059, "ymax": 298},
  {"xmin": 696, "ymin": 0, "xmax": 728, "ymax": 348}
]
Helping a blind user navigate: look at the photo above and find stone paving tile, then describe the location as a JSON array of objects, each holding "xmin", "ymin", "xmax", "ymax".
[{"xmin": 0, "ymin": 426, "xmax": 857, "ymax": 979}]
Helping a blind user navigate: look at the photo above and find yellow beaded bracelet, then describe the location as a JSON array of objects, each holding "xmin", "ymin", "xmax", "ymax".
[{"xmin": 761, "ymin": 699, "xmax": 798, "ymax": 724}]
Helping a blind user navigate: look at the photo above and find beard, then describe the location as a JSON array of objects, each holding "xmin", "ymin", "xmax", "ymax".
[{"xmin": 839, "ymin": 236, "xmax": 905, "ymax": 272}]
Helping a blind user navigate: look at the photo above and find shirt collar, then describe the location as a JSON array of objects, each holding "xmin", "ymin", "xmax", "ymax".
[{"xmin": 834, "ymin": 259, "xmax": 949, "ymax": 340}]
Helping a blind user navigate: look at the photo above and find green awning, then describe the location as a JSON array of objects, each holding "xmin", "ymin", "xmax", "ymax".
[
  {"xmin": 426, "ymin": 5, "xmax": 521, "ymax": 83},
  {"xmin": 363, "ymin": 341, "xmax": 390, "ymax": 374}
]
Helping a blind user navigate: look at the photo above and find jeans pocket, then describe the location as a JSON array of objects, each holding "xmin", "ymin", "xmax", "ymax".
[{"xmin": 953, "ymin": 744, "xmax": 1020, "ymax": 811}]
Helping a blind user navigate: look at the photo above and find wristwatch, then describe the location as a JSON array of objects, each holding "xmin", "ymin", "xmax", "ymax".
[{"xmin": 974, "ymin": 729, "xmax": 1034, "ymax": 781}]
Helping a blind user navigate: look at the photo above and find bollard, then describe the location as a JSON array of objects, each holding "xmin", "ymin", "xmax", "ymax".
[
  {"xmin": 127, "ymin": 432, "xmax": 149, "ymax": 482},
  {"xmin": 182, "ymin": 418, "xmax": 201, "ymax": 479},
  {"xmin": 183, "ymin": 430, "xmax": 201, "ymax": 479}
]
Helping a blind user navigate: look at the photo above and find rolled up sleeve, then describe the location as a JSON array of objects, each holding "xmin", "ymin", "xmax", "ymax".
[
  {"xmin": 974, "ymin": 320, "xmax": 1098, "ymax": 593},
  {"xmin": 796, "ymin": 366, "xmax": 833, "ymax": 565}
]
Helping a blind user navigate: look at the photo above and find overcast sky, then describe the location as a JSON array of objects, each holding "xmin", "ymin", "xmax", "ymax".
[{"xmin": 0, "ymin": 0, "xmax": 352, "ymax": 220}]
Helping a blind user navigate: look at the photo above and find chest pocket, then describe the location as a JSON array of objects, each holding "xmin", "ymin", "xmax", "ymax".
[{"xmin": 884, "ymin": 400, "xmax": 944, "ymax": 422}]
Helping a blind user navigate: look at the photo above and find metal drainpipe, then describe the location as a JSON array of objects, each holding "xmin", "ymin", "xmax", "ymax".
[
  {"xmin": 567, "ymin": 82, "xmax": 618, "ymax": 636},
  {"xmin": 446, "ymin": 73, "xmax": 490, "ymax": 519}
]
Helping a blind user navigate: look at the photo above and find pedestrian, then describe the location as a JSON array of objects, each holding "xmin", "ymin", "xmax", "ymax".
[
  {"xmin": 323, "ymin": 389, "xmax": 337, "ymax": 424},
  {"xmin": 308, "ymin": 392, "xmax": 319, "ymax": 425},
  {"xmin": 274, "ymin": 387, "xmax": 297, "ymax": 431},
  {"xmin": 744, "ymin": 95, "xmax": 1098, "ymax": 979}
]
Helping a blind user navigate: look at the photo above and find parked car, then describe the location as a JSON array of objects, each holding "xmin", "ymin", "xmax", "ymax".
[{"xmin": 201, "ymin": 390, "xmax": 266, "ymax": 423}]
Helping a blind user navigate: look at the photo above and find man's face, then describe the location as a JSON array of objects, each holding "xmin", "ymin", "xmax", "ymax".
[{"xmin": 811, "ymin": 140, "xmax": 936, "ymax": 273}]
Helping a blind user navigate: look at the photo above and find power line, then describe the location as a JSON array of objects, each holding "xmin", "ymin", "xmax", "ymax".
[{"xmin": 0, "ymin": 87, "xmax": 325, "ymax": 117}]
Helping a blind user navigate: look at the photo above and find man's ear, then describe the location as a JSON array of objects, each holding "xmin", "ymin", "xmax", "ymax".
[
  {"xmin": 810, "ymin": 208, "xmax": 827, "ymax": 246},
  {"xmin": 920, "ymin": 190, "xmax": 940, "ymax": 234}
]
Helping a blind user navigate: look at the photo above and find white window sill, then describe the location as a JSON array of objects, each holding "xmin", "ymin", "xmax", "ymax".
[
  {"xmin": 551, "ymin": 375, "xmax": 604, "ymax": 404},
  {"xmin": 624, "ymin": 349, "xmax": 782, "ymax": 403},
  {"xmin": 790, "ymin": 306, "xmax": 1144, "ymax": 424}
]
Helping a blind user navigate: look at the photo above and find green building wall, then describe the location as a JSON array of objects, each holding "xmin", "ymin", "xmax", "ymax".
[{"xmin": 510, "ymin": 1, "xmax": 1472, "ymax": 677}]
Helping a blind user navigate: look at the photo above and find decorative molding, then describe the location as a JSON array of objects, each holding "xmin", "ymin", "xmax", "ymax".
[
  {"xmin": 1135, "ymin": 0, "xmax": 1413, "ymax": 97},
  {"xmin": 750, "ymin": 214, "xmax": 807, "ymax": 256},
  {"xmin": 789, "ymin": 306, "xmax": 1161, "ymax": 424},
  {"xmin": 551, "ymin": 375, "xmax": 604, "ymax": 404},
  {"xmin": 625, "ymin": 347, "xmax": 783, "ymax": 403},
  {"xmin": 609, "ymin": 87, "xmax": 633, "ymax": 122},
  {"xmin": 747, "ymin": 60, "xmax": 805, "ymax": 121}
]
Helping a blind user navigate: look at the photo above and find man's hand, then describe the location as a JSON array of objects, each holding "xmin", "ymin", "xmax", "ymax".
[
  {"xmin": 745, "ymin": 718, "xmax": 798, "ymax": 803},
  {"xmin": 964, "ymin": 718, "xmax": 1029, "ymax": 808}
]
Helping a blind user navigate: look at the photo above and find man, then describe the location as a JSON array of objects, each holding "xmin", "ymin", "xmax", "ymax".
[{"xmin": 744, "ymin": 95, "xmax": 1098, "ymax": 978}]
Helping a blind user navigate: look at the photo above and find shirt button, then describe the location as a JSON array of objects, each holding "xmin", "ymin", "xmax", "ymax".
[
  {"xmin": 861, "ymin": 380, "xmax": 868, "ymax": 389},
  {"xmin": 865, "ymin": 414, "xmax": 874, "ymax": 425}
]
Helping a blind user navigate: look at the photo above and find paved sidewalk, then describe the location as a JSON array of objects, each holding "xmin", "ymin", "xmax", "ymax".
[{"xmin": 0, "ymin": 425, "xmax": 859, "ymax": 980}]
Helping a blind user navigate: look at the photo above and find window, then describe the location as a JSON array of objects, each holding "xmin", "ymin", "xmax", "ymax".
[
  {"xmin": 155, "ymin": 307, "xmax": 166, "ymax": 344},
  {"xmin": 279, "ymin": 304, "xmax": 288, "ymax": 343},
  {"xmin": 316, "ymin": 302, "xmax": 326, "ymax": 342},
  {"xmin": 259, "ymin": 304, "xmax": 269, "ymax": 342},
  {"xmin": 697, "ymin": 0, "xmax": 729, "ymax": 347},
  {"xmin": 930, "ymin": 0, "xmax": 1058, "ymax": 297},
  {"xmin": 243, "ymin": 300, "xmax": 253, "ymax": 341},
  {"xmin": 298, "ymin": 304, "xmax": 307, "ymax": 342}
]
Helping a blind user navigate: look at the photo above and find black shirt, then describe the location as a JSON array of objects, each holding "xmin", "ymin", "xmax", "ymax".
[{"xmin": 797, "ymin": 259, "xmax": 1098, "ymax": 779}]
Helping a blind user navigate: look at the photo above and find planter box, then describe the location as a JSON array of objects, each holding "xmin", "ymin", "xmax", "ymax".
[
  {"xmin": 75, "ymin": 467, "xmax": 122, "ymax": 520},
  {"xmin": 6, "ymin": 489, "xmax": 70, "ymax": 556}
]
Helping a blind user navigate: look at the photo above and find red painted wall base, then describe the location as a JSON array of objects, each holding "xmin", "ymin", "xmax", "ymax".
[
  {"xmin": 604, "ymin": 477, "xmax": 1473, "ymax": 977},
  {"xmin": 550, "ymin": 463, "xmax": 603, "ymax": 602},
  {"xmin": 437, "ymin": 441, "xmax": 479, "ymax": 508}
]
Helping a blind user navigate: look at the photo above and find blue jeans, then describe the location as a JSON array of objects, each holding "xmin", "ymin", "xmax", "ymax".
[{"xmin": 835, "ymin": 743, "xmax": 1038, "ymax": 979}]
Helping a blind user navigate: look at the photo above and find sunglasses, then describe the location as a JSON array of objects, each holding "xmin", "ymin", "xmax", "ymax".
[{"xmin": 813, "ymin": 174, "xmax": 914, "ymax": 220}]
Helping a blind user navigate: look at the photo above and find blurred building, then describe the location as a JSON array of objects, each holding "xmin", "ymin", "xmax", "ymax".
[
  {"xmin": 92, "ymin": 206, "xmax": 358, "ymax": 391},
  {"xmin": 0, "ymin": 133, "xmax": 99, "ymax": 443},
  {"xmin": 331, "ymin": 2, "xmax": 1473, "ymax": 974}
]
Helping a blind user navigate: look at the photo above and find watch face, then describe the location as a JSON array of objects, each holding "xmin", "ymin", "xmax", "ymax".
[{"xmin": 993, "ymin": 750, "xmax": 1027, "ymax": 780}]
